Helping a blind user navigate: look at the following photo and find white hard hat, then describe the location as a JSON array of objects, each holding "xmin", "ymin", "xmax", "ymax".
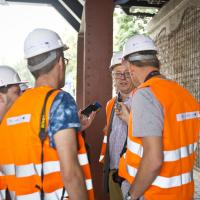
[
  {"xmin": 122, "ymin": 34, "xmax": 157, "ymax": 58},
  {"xmin": 0, "ymin": 66, "xmax": 27, "ymax": 87},
  {"xmin": 24, "ymin": 28, "xmax": 68, "ymax": 59},
  {"xmin": 110, "ymin": 51, "xmax": 123, "ymax": 69}
]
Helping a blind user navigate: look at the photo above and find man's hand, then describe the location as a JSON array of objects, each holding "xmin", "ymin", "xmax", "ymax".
[
  {"xmin": 115, "ymin": 102, "xmax": 130, "ymax": 124},
  {"xmin": 78, "ymin": 110, "xmax": 96, "ymax": 131}
]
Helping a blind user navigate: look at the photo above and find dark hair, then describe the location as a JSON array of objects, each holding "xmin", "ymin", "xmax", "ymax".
[
  {"xmin": 126, "ymin": 50, "xmax": 160, "ymax": 69},
  {"xmin": 27, "ymin": 48, "xmax": 63, "ymax": 79}
]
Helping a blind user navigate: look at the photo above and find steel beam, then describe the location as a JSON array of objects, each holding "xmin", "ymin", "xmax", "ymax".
[
  {"xmin": 62, "ymin": 0, "xmax": 83, "ymax": 20},
  {"xmin": 76, "ymin": 33, "xmax": 84, "ymax": 109},
  {"xmin": 81, "ymin": 0, "xmax": 114, "ymax": 199},
  {"xmin": 51, "ymin": 0, "xmax": 80, "ymax": 31}
]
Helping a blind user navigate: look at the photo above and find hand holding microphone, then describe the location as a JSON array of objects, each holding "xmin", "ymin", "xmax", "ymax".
[{"xmin": 115, "ymin": 92, "xmax": 130, "ymax": 124}]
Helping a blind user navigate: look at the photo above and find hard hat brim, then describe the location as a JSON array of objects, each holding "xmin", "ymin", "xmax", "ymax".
[
  {"xmin": 10, "ymin": 80, "xmax": 28, "ymax": 86},
  {"xmin": 24, "ymin": 44, "xmax": 69, "ymax": 59},
  {"xmin": 0, "ymin": 80, "xmax": 29, "ymax": 88}
]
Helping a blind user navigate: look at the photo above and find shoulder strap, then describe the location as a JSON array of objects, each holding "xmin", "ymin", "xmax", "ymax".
[
  {"xmin": 38, "ymin": 89, "xmax": 61, "ymax": 200},
  {"xmin": 39, "ymin": 89, "xmax": 57, "ymax": 142}
]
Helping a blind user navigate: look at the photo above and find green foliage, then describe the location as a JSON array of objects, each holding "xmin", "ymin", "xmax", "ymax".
[
  {"xmin": 62, "ymin": 31, "xmax": 78, "ymax": 97},
  {"xmin": 113, "ymin": 8, "xmax": 157, "ymax": 51}
]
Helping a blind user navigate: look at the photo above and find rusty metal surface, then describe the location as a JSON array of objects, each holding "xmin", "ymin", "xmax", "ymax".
[
  {"xmin": 78, "ymin": 0, "xmax": 114, "ymax": 199},
  {"xmin": 77, "ymin": 34, "xmax": 84, "ymax": 109}
]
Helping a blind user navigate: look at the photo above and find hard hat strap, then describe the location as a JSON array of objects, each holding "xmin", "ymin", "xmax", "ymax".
[
  {"xmin": 28, "ymin": 51, "xmax": 57, "ymax": 72},
  {"xmin": 128, "ymin": 53, "xmax": 156, "ymax": 62}
]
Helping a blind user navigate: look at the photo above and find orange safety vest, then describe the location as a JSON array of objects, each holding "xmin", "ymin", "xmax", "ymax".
[
  {"xmin": 0, "ymin": 86, "xmax": 94, "ymax": 200},
  {"xmin": 99, "ymin": 97, "xmax": 116, "ymax": 163},
  {"xmin": 119, "ymin": 78, "xmax": 200, "ymax": 200}
]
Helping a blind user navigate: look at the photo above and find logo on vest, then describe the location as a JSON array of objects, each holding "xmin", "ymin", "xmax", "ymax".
[
  {"xmin": 176, "ymin": 111, "xmax": 200, "ymax": 121},
  {"xmin": 7, "ymin": 114, "xmax": 31, "ymax": 126}
]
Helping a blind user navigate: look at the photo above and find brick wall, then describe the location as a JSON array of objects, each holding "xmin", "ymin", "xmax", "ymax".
[
  {"xmin": 148, "ymin": 2, "xmax": 200, "ymax": 169},
  {"xmin": 156, "ymin": 7, "xmax": 200, "ymax": 101}
]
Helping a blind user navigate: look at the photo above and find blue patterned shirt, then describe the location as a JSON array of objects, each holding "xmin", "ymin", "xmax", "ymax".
[{"xmin": 48, "ymin": 91, "xmax": 81, "ymax": 148}]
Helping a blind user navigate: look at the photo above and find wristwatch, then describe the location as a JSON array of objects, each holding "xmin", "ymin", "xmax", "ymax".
[{"xmin": 125, "ymin": 192, "xmax": 140, "ymax": 200}]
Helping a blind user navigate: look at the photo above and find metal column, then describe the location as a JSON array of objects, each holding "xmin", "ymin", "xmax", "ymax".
[
  {"xmin": 77, "ymin": 33, "xmax": 84, "ymax": 109},
  {"xmin": 77, "ymin": 0, "xmax": 114, "ymax": 199}
]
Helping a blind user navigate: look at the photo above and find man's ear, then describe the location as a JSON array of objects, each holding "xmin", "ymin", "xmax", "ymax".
[
  {"xmin": 59, "ymin": 55, "xmax": 63, "ymax": 65},
  {"xmin": 0, "ymin": 93, "xmax": 6, "ymax": 103},
  {"xmin": 56, "ymin": 56, "xmax": 63, "ymax": 71},
  {"xmin": 53, "ymin": 56, "xmax": 62, "ymax": 72}
]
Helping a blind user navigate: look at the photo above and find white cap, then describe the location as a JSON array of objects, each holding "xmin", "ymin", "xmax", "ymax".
[
  {"xmin": 0, "ymin": 65, "xmax": 28, "ymax": 87},
  {"xmin": 24, "ymin": 28, "xmax": 68, "ymax": 59},
  {"xmin": 123, "ymin": 34, "xmax": 157, "ymax": 58},
  {"xmin": 110, "ymin": 51, "xmax": 123, "ymax": 69}
]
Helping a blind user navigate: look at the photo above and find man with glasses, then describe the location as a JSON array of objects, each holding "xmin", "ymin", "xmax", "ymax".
[
  {"xmin": 99, "ymin": 51, "xmax": 135, "ymax": 200},
  {"xmin": 0, "ymin": 28, "xmax": 94, "ymax": 200}
]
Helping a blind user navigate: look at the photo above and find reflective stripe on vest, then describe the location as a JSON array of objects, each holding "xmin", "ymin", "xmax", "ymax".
[
  {"xmin": 127, "ymin": 163, "xmax": 193, "ymax": 188},
  {"xmin": 1, "ymin": 153, "xmax": 89, "ymax": 177},
  {"xmin": 0, "ymin": 189, "xmax": 5, "ymax": 199},
  {"xmin": 1, "ymin": 162, "xmax": 59, "ymax": 177},
  {"xmin": 127, "ymin": 138, "xmax": 198, "ymax": 161},
  {"xmin": 9, "ymin": 187, "xmax": 68, "ymax": 200},
  {"xmin": 99, "ymin": 155, "xmax": 104, "ymax": 162},
  {"xmin": 8, "ymin": 179, "xmax": 93, "ymax": 200},
  {"xmin": 103, "ymin": 135, "xmax": 107, "ymax": 143},
  {"xmin": 78, "ymin": 153, "xmax": 89, "ymax": 166},
  {"xmin": 85, "ymin": 179, "xmax": 93, "ymax": 190}
]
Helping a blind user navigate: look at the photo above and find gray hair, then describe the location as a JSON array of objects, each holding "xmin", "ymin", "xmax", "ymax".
[
  {"xmin": 126, "ymin": 50, "xmax": 160, "ymax": 69},
  {"xmin": 27, "ymin": 48, "xmax": 63, "ymax": 78}
]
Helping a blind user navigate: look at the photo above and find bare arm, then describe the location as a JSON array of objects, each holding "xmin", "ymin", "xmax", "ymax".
[
  {"xmin": 54, "ymin": 128, "xmax": 88, "ymax": 200},
  {"xmin": 129, "ymin": 136, "xmax": 163, "ymax": 199}
]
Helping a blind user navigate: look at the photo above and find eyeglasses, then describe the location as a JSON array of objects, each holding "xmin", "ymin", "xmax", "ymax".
[
  {"xmin": 64, "ymin": 57, "xmax": 69, "ymax": 65},
  {"xmin": 112, "ymin": 71, "xmax": 131, "ymax": 79}
]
